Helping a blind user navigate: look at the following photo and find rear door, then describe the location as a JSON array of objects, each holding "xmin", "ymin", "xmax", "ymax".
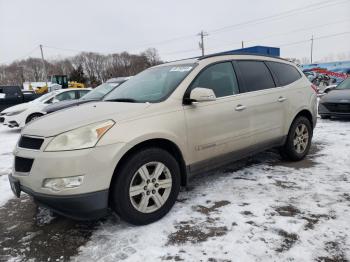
[
  {"xmin": 265, "ymin": 61, "xmax": 304, "ymax": 134},
  {"xmin": 184, "ymin": 62, "xmax": 254, "ymax": 172},
  {"xmin": 233, "ymin": 60, "xmax": 286, "ymax": 145}
]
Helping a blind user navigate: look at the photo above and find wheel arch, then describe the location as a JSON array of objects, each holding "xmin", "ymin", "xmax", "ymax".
[
  {"xmin": 25, "ymin": 112, "xmax": 44, "ymax": 124},
  {"xmin": 293, "ymin": 109, "xmax": 314, "ymax": 129},
  {"xmin": 110, "ymin": 138, "xmax": 188, "ymax": 190}
]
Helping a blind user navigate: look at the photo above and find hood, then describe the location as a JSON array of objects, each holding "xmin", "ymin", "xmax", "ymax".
[
  {"xmin": 43, "ymin": 99, "xmax": 92, "ymax": 113},
  {"xmin": 321, "ymin": 89, "xmax": 350, "ymax": 103},
  {"xmin": 22, "ymin": 101, "xmax": 151, "ymax": 137},
  {"xmin": 2, "ymin": 102, "xmax": 31, "ymax": 113}
]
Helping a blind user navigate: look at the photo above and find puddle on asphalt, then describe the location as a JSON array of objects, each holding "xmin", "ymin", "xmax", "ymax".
[{"xmin": 0, "ymin": 194, "xmax": 104, "ymax": 261}]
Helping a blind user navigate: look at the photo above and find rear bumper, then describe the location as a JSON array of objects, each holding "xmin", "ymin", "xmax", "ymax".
[{"xmin": 9, "ymin": 174, "xmax": 109, "ymax": 220}]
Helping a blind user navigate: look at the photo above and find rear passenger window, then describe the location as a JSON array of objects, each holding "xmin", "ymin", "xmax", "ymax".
[
  {"xmin": 236, "ymin": 61, "xmax": 275, "ymax": 92},
  {"xmin": 191, "ymin": 62, "xmax": 239, "ymax": 98},
  {"xmin": 266, "ymin": 61, "xmax": 301, "ymax": 86}
]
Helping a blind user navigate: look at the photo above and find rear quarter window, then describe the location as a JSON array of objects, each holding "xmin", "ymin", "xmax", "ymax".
[
  {"xmin": 236, "ymin": 61, "xmax": 275, "ymax": 92},
  {"xmin": 266, "ymin": 61, "xmax": 302, "ymax": 86}
]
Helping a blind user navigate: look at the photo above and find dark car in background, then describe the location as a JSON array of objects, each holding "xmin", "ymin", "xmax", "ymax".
[
  {"xmin": 0, "ymin": 86, "xmax": 40, "ymax": 111},
  {"xmin": 43, "ymin": 77, "xmax": 130, "ymax": 114},
  {"xmin": 319, "ymin": 77, "xmax": 350, "ymax": 119}
]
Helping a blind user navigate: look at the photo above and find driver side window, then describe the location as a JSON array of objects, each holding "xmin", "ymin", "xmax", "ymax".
[{"xmin": 190, "ymin": 62, "xmax": 239, "ymax": 98}]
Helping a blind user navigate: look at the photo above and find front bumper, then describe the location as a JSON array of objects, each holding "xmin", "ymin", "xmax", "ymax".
[
  {"xmin": 319, "ymin": 102, "xmax": 350, "ymax": 118},
  {"xmin": 11, "ymin": 138, "xmax": 127, "ymax": 220},
  {"xmin": 9, "ymin": 174, "xmax": 109, "ymax": 220},
  {"xmin": 2, "ymin": 114, "xmax": 24, "ymax": 128}
]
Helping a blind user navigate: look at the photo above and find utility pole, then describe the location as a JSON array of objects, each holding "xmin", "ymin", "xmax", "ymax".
[
  {"xmin": 39, "ymin": 44, "xmax": 48, "ymax": 86},
  {"xmin": 310, "ymin": 35, "xmax": 314, "ymax": 63},
  {"xmin": 198, "ymin": 30, "xmax": 208, "ymax": 56},
  {"xmin": 241, "ymin": 41, "xmax": 244, "ymax": 49}
]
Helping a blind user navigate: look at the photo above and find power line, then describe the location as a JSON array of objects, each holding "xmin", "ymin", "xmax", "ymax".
[
  {"xmin": 278, "ymin": 31, "xmax": 350, "ymax": 47},
  {"xmin": 208, "ymin": 0, "xmax": 348, "ymax": 35},
  {"xmin": 205, "ymin": 18, "xmax": 350, "ymax": 52},
  {"xmin": 0, "ymin": 46, "xmax": 39, "ymax": 64},
  {"xmin": 2, "ymin": 0, "xmax": 349, "ymax": 63},
  {"xmin": 35, "ymin": 0, "xmax": 350, "ymax": 57}
]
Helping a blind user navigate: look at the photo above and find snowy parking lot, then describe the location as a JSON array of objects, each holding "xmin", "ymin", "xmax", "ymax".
[{"xmin": 0, "ymin": 119, "xmax": 349, "ymax": 262}]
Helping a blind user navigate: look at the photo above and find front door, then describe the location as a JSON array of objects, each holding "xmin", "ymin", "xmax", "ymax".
[{"xmin": 184, "ymin": 62, "xmax": 254, "ymax": 173}]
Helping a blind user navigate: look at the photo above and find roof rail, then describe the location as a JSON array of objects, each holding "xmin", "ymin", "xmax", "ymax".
[{"xmin": 198, "ymin": 52, "xmax": 287, "ymax": 61}]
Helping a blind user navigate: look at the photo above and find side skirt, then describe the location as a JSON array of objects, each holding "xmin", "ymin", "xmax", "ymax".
[{"xmin": 187, "ymin": 136, "xmax": 286, "ymax": 179}]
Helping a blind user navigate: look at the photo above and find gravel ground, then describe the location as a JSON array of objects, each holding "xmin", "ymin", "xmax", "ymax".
[{"xmin": 0, "ymin": 119, "xmax": 349, "ymax": 262}]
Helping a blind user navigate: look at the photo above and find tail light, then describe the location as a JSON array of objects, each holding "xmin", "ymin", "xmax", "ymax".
[{"xmin": 311, "ymin": 84, "xmax": 319, "ymax": 93}]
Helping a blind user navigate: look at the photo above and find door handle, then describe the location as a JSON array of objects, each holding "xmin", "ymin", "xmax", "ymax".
[
  {"xmin": 235, "ymin": 104, "xmax": 246, "ymax": 111},
  {"xmin": 278, "ymin": 96, "xmax": 287, "ymax": 102}
]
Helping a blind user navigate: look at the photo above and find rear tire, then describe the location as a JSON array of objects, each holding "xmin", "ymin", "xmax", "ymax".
[
  {"xmin": 110, "ymin": 148, "xmax": 181, "ymax": 225},
  {"xmin": 26, "ymin": 113, "xmax": 43, "ymax": 124},
  {"xmin": 280, "ymin": 116, "xmax": 312, "ymax": 161}
]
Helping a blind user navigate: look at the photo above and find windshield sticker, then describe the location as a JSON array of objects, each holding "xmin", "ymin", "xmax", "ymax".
[{"xmin": 170, "ymin": 66, "xmax": 192, "ymax": 72}]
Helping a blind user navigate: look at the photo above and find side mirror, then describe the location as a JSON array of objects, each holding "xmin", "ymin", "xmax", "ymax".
[
  {"xmin": 189, "ymin": 87, "xmax": 216, "ymax": 103},
  {"xmin": 52, "ymin": 98, "xmax": 59, "ymax": 103}
]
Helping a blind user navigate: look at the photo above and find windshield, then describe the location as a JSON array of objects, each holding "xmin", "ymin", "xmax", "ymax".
[
  {"xmin": 82, "ymin": 83, "xmax": 120, "ymax": 100},
  {"xmin": 335, "ymin": 78, "xmax": 350, "ymax": 90},
  {"xmin": 104, "ymin": 64, "xmax": 195, "ymax": 103}
]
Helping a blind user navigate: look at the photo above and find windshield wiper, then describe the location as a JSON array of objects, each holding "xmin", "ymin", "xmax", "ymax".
[{"xmin": 105, "ymin": 98, "xmax": 138, "ymax": 103}]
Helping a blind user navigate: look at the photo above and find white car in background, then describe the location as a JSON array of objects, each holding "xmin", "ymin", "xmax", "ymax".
[{"xmin": 0, "ymin": 88, "xmax": 91, "ymax": 128}]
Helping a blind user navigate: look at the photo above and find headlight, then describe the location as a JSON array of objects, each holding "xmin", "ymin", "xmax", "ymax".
[
  {"xmin": 45, "ymin": 120, "xmax": 115, "ymax": 151},
  {"xmin": 43, "ymin": 176, "xmax": 84, "ymax": 192},
  {"xmin": 5, "ymin": 109, "xmax": 26, "ymax": 116}
]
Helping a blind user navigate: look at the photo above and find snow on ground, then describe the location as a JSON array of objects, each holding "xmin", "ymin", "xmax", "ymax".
[
  {"xmin": 0, "ymin": 127, "xmax": 20, "ymax": 206},
  {"xmin": 75, "ymin": 119, "xmax": 350, "ymax": 262},
  {"xmin": 0, "ymin": 119, "xmax": 349, "ymax": 262}
]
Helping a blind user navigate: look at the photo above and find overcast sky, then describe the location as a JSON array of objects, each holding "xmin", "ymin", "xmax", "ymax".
[{"xmin": 0, "ymin": 0, "xmax": 349, "ymax": 64}]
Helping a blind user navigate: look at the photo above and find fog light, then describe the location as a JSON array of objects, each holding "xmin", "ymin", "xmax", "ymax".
[{"xmin": 42, "ymin": 176, "xmax": 84, "ymax": 192}]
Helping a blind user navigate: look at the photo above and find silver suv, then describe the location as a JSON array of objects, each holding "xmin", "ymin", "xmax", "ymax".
[{"xmin": 9, "ymin": 54, "xmax": 318, "ymax": 225}]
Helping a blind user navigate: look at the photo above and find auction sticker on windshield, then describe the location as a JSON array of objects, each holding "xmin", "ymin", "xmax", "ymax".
[{"xmin": 170, "ymin": 66, "xmax": 193, "ymax": 72}]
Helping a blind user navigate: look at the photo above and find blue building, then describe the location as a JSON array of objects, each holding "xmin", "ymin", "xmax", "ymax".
[{"xmin": 216, "ymin": 46, "xmax": 280, "ymax": 57}]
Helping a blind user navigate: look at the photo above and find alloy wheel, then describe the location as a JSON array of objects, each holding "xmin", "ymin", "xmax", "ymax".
[
  {"xmin": 129, "ymin": 161, "xmax": 172, "ymax": 213},
  {"xmin": 293, "ymin": 123, "xmax": 309, "ymax": 154}
]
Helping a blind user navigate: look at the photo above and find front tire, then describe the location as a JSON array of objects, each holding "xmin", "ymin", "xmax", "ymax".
[
  {"xmin": 280, "ymin": 116, "xmax": 312, "ymax": 161},
  {"xmin": 110, "ymin": 148, "xmax": 181, "ymax": 225}
]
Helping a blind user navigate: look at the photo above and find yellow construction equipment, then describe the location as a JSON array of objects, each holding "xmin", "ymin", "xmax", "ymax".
[{"xmin": 28, "ymin": 75, "xmax": 85, "ymax": 94}]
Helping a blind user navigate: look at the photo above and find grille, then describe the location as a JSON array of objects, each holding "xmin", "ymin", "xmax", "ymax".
[
  {"xmin": 18, "ymin": 136, "xmax": 44, "ymax": 150},
  {"xmin": 15, "ymin": 157, "xmax": 34, "ymax": 173},
  {"xmin": 324, "ymin": 103, "xmax": 350, "ymax": 113}
]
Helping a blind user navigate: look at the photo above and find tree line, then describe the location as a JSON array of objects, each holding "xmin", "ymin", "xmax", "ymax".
[{"xmin": 0, "ymin": 48, "xmax": 162, "ymax": 87}]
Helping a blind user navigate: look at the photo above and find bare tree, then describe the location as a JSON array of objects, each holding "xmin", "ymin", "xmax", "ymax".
[{"xmin": 0, "ymin": 48, "xmax": 162, "ymax": 86}]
